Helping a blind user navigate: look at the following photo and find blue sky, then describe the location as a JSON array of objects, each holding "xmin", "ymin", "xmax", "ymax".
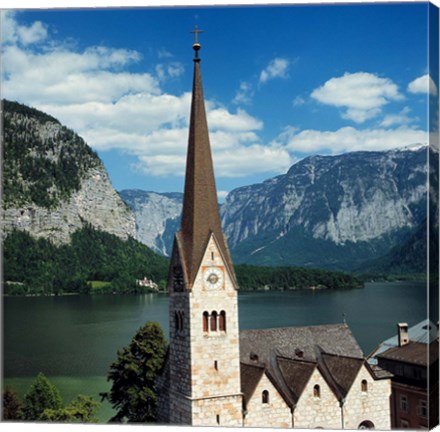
[{"xmin": 2, "ymin": 1, "xmax": 438, "ymax": 199}]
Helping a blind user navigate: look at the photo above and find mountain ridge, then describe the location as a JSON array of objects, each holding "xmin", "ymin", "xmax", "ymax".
[{"xmin": 121, "ymin": 146, "xmax": 432, "ymax": 272}]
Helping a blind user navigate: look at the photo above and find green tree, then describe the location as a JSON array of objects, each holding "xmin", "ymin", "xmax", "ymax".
[
  {"xmin": 39, "ymin": 395, "xmax": 99, "ymax": 423},
  {"xmin": 2, "ymin": 386, "xmax": 23, "ymax": 420},
  {"xmin": 101, "ymin": 321, "xmax": 168, "ymax": 423},
  {"xmin": 22, "ymin": 373, "xmax": 63, "ymax": 421}
]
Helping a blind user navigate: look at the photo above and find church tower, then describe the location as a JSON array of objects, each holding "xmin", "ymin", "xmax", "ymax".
[{"xmin": 166, "ymin": 30, "xmax": 243, "ymax": 426}]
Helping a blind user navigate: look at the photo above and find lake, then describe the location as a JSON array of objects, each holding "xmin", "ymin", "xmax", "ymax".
[{"xmin": 3, "ymin": 281, "xmax": 435, "ymax": 422}]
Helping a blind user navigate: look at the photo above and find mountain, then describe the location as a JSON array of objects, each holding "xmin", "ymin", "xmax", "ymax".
[
  {"xmin": 222, "ymin": 147, "xmax": 432, "ymax": 270},
  {"xmin": 123, "ymin": 146, "xmax": 432, "ymax": 272},
  {"xmin": 119, "ymin": 189, "xmax": 183, "ymax": 256},
  {"xmin": 2, "ymin": 100, "xmax": 136, "ymax": 244}
]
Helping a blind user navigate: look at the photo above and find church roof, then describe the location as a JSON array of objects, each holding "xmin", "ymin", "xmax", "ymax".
[
  {"xmin": 177, "ymin": 36, "xmax": 235, "ymax": 288},
  {"xmin": 240, "ymin": 323, "xmax": 364, "ymax": 365},
  {"xmin": 239, "ymin": 324, "xmax": 368, "ymax": 407}
]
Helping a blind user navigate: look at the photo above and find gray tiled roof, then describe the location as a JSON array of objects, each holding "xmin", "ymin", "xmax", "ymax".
[
  {"xmin": 239, "ymin": 324, "xmax": 367, "ymax": 407},
  {"xmin": 240, "ymin": 323, "xmax": 364, "ymax": 365}
]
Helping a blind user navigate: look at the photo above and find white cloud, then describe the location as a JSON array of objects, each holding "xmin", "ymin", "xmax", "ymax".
[
  {"xmin": 233, "ymin": 81, "xmax": 254, "ymax": 105},
  {"xmin": 217, "ymin": 190, "xmax": 229, "ymax": 200},
  {"xmin": 1, "ymin": 10, "xmax": 48, "ymax": 46},
  {"xmin": 155, "ymin": 62, "xmax": 184, "ymax": 81},
  {"xmin": 379, "ymin": 107, "xmax": 414, "ymax": 128},
  {"xmin": 208, "ymin": 108, "xmax": 263, "ymax": 132},
  {"xmin": 279, "ymin": 125, "xmax": 427, "ymax": 154},
  {"xmin": 2, "ymin": 45, "xmax": 155, "ymax": 106},
  {"xmin": 311, "ymin": 72, "xmax": 403, "ymax": 123},
  {"xmin": 408, "ymin": 74, "xmax": 438, "ymax": 96},
  {"xmin": 259, "ymin": 57, "xmax": 289, "ymax": 84}
]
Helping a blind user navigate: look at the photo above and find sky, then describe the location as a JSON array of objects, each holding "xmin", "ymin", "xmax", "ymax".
[{"xmin": 1, "ymin": 1, "xmax": 439, "ymax": 200}]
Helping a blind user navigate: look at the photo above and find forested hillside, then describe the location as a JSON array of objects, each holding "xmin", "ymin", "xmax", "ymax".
[
  {"xmin": 3, "ymin": 225, "xmax": 169, "ymax": 295},
  {"xmin": 3, "ymin": 100, "xmax": 100, "ymax": 209}
]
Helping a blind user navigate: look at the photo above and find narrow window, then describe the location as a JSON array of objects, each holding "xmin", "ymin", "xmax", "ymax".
[
  {"xmin": 203, "ymin": 312, "xmax": 209, "ymax": 332},
  {"xmin": 210, "ymin": 311, "xmax": 218, "ymax": 332},
  {"xmin": 214, "ymin": 360, "xmax": 218, "ymax": 371},
  {"xmin": 313, "ymin": 384, "xmax": 321, "ymax": 398},
  {"xmin": 262, "ymin": 390, "xmax": 269, "ymax": 404},
  {"xmin": 211, "ymin": 252, "xmax": 215, "ymax": 260},
  {"xmin": 219, "ymin": 310, "xmax": 226, "ymax": 332},
  {"xmin": 400, "ymin": 395, "xmax": 408, "ymax": 412},
  {"xmin": 174, "ymin": 311, "xmax": 179, "ymax": 332},
  {"xmin": 361, "ymin": 379, "xmax": 368, "ymax": 393},
  {"xmin": 179, "ymin": 311, "xmax": 184, "ymax": 331},
  {"xmin": 418, "ymin": 400, "xmax": 427, "ymax": 418},
  {"xmin": 216, "ymin": 414, "xmax": 220, "ymax": 425}
]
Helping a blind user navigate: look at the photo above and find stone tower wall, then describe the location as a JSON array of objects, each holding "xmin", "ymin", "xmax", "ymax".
[{"xmin": 188, "ymin": 236, "xmax": 243, "ymax": 425}]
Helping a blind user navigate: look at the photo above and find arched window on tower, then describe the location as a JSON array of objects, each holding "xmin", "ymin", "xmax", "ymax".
[
  {"xmin": 219, "ymin": 311, "xmax": 226, "ymax": 332},
  {"xmin": 210, "ymin": 311, "xmax": 218, "ymax": 332},
  {"xmin": 262, "ymin": 390, "xmax": 269, "ymax": 404},
  {"xmin": 313, "ymin": 384, "xmax": 321, "ymax": 398},
  {"xmin": 203, "ymin": 311, "xmax": 209, "ymax": 333}
]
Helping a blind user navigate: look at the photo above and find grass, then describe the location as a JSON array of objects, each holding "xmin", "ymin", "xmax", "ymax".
[{"xmin": 89, "ymin": 281, "xmax": 112, "ymax": 292}]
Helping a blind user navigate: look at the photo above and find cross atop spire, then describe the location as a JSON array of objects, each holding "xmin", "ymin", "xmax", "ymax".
[
  {"xmin": 191, "ymin": 25, "xmax": 203, "ymax": 44},
  {"xmin": 191, "ymin": 25, "xmax": 203, "ymax": 61}
]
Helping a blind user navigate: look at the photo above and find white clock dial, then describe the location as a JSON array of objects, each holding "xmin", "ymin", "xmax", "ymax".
[{"xmin": 203, "ymin": 267, "xmax": 224, "ymax": 289}]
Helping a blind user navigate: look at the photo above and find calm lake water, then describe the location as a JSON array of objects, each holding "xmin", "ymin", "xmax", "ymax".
[{"xmin": 3, "ymin": 281, "xmax": 436, "ymax": 422}]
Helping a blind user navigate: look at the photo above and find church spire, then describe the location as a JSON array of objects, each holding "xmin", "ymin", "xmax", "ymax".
[{"xmin": 178, "ymin": 29, "xmax": 235, "ymax": 288}]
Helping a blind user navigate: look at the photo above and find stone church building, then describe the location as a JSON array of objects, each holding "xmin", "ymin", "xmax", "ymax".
[{"xmin": 156, "ymin": 33, "xmax": 392, "ymax": 429}]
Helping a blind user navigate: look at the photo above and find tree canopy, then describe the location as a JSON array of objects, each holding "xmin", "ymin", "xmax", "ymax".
[
  {"xmin": 101, "ymin": 321, "xmax": 168, "ymax": 423},
  {"xmin": 3, "ymin": 374, "xmax": 99, "ymax": 423},
  {"xmin": 22, "ymin": 373, "xmax": 63, "ymax": 421}
]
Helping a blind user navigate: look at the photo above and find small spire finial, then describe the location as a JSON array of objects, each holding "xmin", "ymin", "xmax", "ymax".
[{"xmin": 191, "ymin": 25, "xmax": 203, "ymax": 61}]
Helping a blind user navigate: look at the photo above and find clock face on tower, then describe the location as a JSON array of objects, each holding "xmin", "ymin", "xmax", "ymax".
[{"xmin": 203, "ymin": 267, "xmax": 224, "ymax": 290}]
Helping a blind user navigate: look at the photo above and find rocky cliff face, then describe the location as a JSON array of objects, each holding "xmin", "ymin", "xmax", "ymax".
[
  {"xmin": 120, "ymin": 190, "xmax": 183, "ymax": 256},
  {"xmin": 222, "ymin": 146, "xmax": 428, "ymax": 248},
  {"xmin": 221, "ymin": 146, "xmax": 430, "ymax": 269},
  {"xmin": 2, "ymin": 100, "xmax": 136, "ymax": 244}
]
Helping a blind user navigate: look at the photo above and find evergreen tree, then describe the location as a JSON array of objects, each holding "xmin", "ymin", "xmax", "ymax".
[
  {"xmin": 39, "ymin": 395, "xmax": 99, "ymax": 423},
  {"xmin": 101, "ymin": 322, "xmax": 168, "ymax": 423},
  {"xmin": 22, "ymin": 373, "xmax": 63, "ymax": 421},
  {"xmin": 2, "ymin": 386, "xmax": 23, "ymax": 420}
]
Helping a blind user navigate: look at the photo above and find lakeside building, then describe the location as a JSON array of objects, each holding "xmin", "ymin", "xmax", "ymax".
[
  {"xmin": 156, "ymin": 31, "xmax": 392, "ymax": 429},
  {"xmin": 369, "ymin": 319, "xmax": 439, "ymax": 429}
]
